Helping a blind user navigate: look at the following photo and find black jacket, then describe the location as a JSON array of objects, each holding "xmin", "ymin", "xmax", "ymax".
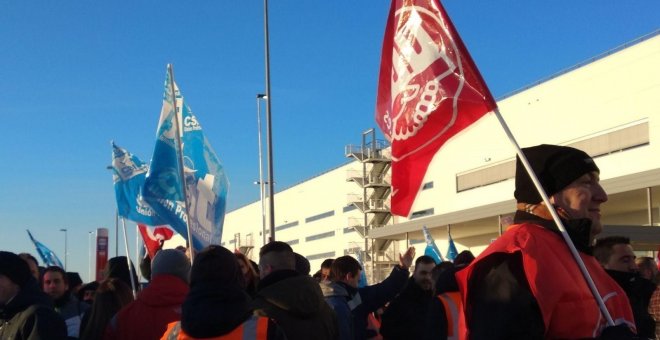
[
  {"xmin": 380, "ymin": 277, "xmax": 434, "ymax": 340},
  {"xmin": 606, "ymin": 269, "xmax": 656, "ymax": 339},
  {"xmin": 252, "ymin": 269, "xmax": 338, "ymax": 340},
  {"xmin": 0, "ymin": 279, "xmax": 67, "ymax": 340}
]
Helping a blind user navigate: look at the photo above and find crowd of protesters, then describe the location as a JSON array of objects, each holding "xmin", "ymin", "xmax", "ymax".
[{"xmin": 3, "ymin": 144, "xmax": 660, "ymax": 339}]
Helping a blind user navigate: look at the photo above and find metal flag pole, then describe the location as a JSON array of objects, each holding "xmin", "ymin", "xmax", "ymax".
[
  {"xmin": 263, "ymin": 0, "xmax": 276, "ymax": 242},
  {"xmin": 492, "ymin": 107, "xmax": 614, "ymax": 326},
  {"xmin": 136, "ymin": 225, "xmax": 141, "ymax": 281},
  {"xmin": 121, "ymin": 218, "xmax": 137, "ymax": 299},
  {"xmin": 115, "ymin": 208, "xmax": 119, "ymax": 257},
  {"xmin": 256, "ymin": 94, "xmax": 268, "ymax": 245},
  {"xmin": 167, "ymin": 64, "xmax": 195, "ymax": 263}
]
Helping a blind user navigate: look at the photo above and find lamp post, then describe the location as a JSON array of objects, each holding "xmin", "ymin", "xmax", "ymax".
[
  {"xmin": 262, "ymin": 0, "xmax": 276, "ymax": 241},
  {"xmin": 59, "ymin": 228, "xmax": 68, "ymax": 270},
  {"xmin": 106, "ymin": 165, "xmax": 119, "ymax": 256},
  {"xmin": 88, "ymin": 231, "xmax": 95, "ymax": 281},
  {"xmin": 256, "ymin": 94, "xmax": 268, "ymax": 244}
]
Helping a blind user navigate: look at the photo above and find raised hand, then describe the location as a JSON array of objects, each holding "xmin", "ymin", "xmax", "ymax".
[{"xmin": 399, "ymin": 246, "xmax": 415, "ymax": 270}]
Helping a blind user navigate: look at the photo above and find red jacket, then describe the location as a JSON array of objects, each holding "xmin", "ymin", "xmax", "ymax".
[
  {"xmin": 457, "ymin": 223, "xmax": 635, "ymax": 339},
  {"xmin": 105, "ymin": 274, "xmax": 189, "ymax": 340}
]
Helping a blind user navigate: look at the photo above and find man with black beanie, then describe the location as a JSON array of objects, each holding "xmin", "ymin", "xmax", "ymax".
[
  {"xmin": 457, "ymin": 144, "xmax": 636, "ymax": 339},
  {"xmin": 0, "ymin": 251, "xmax": 67, "ymax": 339}
]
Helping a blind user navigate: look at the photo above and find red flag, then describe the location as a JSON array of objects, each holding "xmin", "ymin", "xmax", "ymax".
[
  {"xmin": 376, "ymin": 0, "xmax": 497, "ymax": 216},
  {"xmin": 138, "ymin": 224, "xmax": 175, "ymax": 258}
]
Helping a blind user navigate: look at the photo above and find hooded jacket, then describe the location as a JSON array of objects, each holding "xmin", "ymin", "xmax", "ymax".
[
  {"xmin": 105, "ymin": 274, "xmax": 189, "ymax": 340},
  {"xmin": 0, "ymin": 279, "xmax": 67, "ymax": 340},
  {"xmin": 252, "ymin": 269, "xmax": 338, "ymax": 340},
  {"xmin": 181, "ymin": 281, "xmax": 253, "ymax": 338}
]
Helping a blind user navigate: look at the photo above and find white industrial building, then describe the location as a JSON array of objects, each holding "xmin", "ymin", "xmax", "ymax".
[{"xmin": 222, "ymin": 31, "xmax": 660, "ymax": 282}]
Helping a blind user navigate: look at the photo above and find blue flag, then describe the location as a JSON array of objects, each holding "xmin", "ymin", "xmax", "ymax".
[
  {"xmin": 111, "ymin": 142, "xmax": 167, "ymax": 226},
  {"xmin": 422, "ymin": 226, "xmax": 444, "ymax": 264},
  {"xmin": 355, "ymin": 250, "xmax": 369, "ymax": 288},
  {"xmin": 446, "ymin": 232, "xmax": 459, "ymax": 262},
  {"xmin": 26, "ymin": 230, "xmax": 64, "ymax": 268},
  {"xmin": 143, "ymin": 67, "xmax": 229, "ymax": 252}
]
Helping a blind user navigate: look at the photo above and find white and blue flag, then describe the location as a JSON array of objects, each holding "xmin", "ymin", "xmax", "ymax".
[
  {"xmin": 143, "ymin": 67, "xmax": 229, "ymax": 252},
  {"xmin": 446, "ymin": 231, "xmax": 459, "ymax": 262},
  {"xmin": 111, "ymin": 142, "xmax": 167, "ymax": 226},
  {"xmin": 422, "ymin": 225, "xmax": 444, "ymax": 264},
  {"xmin": 27, "ymin": 230, "xmax": 64, "ymax": 268}
]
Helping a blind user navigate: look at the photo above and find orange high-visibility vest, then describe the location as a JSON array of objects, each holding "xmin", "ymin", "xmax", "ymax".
[
  {"xmin": 437, "ymin": 291, "xmax": 462, "ymax": 340},
  {"xmin": 161, "ymin": 315, "xmax": 269, "ymax": 340},
  {"xmin": 457, "ymin": 223, "xmax": 636, "ymax": 339}
]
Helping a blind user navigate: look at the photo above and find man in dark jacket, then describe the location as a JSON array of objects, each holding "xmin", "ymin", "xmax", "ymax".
[
  {"xmin": 252, "ymin": 241, "xmax": 338, "ymax": 340},
  {"xmin": 42, "ymin": 266, "xmax": 89, "ymax": 338},
  {"xmin": 0, "ymin": 251, "xmax": 67, "ymax": 339},
  {"xmin": 457, "ymin": 144, "xmax": 636, "ymax": 339},
  {"xmin": 380, "ymin": 255, "xmax": 435, "ymax": 340},
  {"xmin": 105, "ymin": 249, "xmax": 191, "ymax": 340},
  {"xmin": 594, "ymin": 236, "xmax": 656, "ymax": 339},
  {"xmin": 321, "ymin": 247, "xmax": 414, "ymax": 340}
]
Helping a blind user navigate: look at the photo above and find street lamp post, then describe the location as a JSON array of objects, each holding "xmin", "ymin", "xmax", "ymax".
[
  {"xmin": 106, "ymin": 165, "xmax": 119, "ymax": 257},
  {"xmin": 256, "ymin": 94, "xmax": 268, "ymax": 244},
  {"xmin": 263, "ymin": 0, "xmax": 276, "ymax": 241},
  {"xmin": 88, "ymin": 231, "xmax": 95, "ymax": 281},
  {"xmin": 60, "ymin": 228, "xmax": 68, "ymax": 270}
]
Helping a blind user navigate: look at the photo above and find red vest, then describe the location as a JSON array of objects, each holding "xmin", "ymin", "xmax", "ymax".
[
  {"xmin": 456, "ymin": 223, "xmax": 635, "ymax": 339},
  {"xmin": 161, "ymin": 316, "xmax": 269, "ymax": 340}
]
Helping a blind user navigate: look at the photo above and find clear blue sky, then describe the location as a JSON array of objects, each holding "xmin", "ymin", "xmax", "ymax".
[{"xmin": 1, "ymin": 1, "xmax": 658, "ymax": 280}]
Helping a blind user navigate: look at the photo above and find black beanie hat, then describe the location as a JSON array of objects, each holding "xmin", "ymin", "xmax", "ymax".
[
  {"xmin": 0, "ymin": 251, "xmax": 32, "ymax": 288},
  {"xmin": 514, "ymin": 144, "xmax": 599, "ymax": 204}
]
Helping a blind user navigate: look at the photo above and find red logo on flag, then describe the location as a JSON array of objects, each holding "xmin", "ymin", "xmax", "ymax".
[
  {"xmin": 376, "ymin": 0, "xmax": 497, "ymax": 216},
  {"xmin": 138, "ymin": 224, "xmax": 175, "ymax": 258}
]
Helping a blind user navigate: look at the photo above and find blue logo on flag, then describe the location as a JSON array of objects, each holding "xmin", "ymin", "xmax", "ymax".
[{"xmin": 143, "ymin": 67, "xmax": 229, "ymax": 252}]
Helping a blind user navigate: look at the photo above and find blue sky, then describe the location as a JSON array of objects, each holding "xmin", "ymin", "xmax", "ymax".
[{"xmin": 1, "ymin": 1, "xmax": 658, "ymax": 280}]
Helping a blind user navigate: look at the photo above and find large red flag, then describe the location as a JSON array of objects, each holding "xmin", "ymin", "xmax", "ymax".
[
  {"xmin": 376, "ymin": 0, "xmax": 497, "ymax": 217},
  {"xmin": 138, "ymin": 224, "xmax": 175, "ymax": 258}
]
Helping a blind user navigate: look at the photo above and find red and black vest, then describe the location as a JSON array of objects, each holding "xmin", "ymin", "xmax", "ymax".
[{"xmin": 457, "ymin": 223, "xmax": 635, "ymax": 339}]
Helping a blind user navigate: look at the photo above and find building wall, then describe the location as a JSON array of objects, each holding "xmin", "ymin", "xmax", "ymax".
[{"xmin": 223, "ymin": 32, "xmax": 660, "ymax": 272}]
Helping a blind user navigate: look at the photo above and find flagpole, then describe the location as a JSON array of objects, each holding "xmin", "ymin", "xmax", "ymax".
[
  {"xmin": 136, "ymin": 225, "xmax": 141, "ymax": 281},
  {"xmin": 167, "ymin": 64, "xmax": 195, "ymax": 263},
  {"xmin": 492, "ymin": 108, "xmax": 614, "ymax": 326},
  {"xmin": 263, "ymin": 0, "xmax": 276, "ymax": 242},
  {"xmin": 121, "ymin": 218, "xmax": 137, "ymax": 299}
]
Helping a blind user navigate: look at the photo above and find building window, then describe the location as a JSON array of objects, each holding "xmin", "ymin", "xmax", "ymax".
[
  {"xmin": 228, "ymin": 239, "xmax": 236, "ymax": 244},
  {"xmin": 276, "ymin": 221, "xmax": 299, "ymax": 231},
  {"xmin": 343, "ymin": 227, "xmax": 356, "ymax": 234},
  {"xmin": 343, "ymin": 205, "xmax": 357, "ymax": 213},
  {"xmin": 410, "ymin": 208, "xmax": 434, "ymax": 219},
  {"xmin": 422, "ymin": 181, "xmax": 434, "ymax": 190},
  {"xmin": 409, "ymin": 239, "xmax": 425, "ymax": 245},
  {"xmin": 305, "ymin": 210, "xmax": 335, "ymax": 223},
  {"xmin": 285, "ymin": 239, "xmax": 299, "ymax": 246},
  {"xmin": 307, "ymin": 251, "xmax": 336, "ymax": 261},
  {"xmin": 221, "ymin": 242, "xmax": 226, "ymax": 246},
  {"xmin": 306, "ymin": 231, "xmax": 335, "ymax": 242}
]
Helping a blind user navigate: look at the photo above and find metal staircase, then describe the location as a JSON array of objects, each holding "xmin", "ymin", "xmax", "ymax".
[{"xmin": 345, "ymin": 128, "xmax": 397, "ymax": 282}]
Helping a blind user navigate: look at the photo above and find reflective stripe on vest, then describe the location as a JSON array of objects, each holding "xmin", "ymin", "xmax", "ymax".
[
  {"xmin": 161, "ymin": 316, "xmax": 269, "ymax": 340},
  {"xmin": 438, "ymin": 292, "xmax": 461, "ymax": 340}
]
